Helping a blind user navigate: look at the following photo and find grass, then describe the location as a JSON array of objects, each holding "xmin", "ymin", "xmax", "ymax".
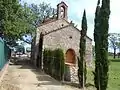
[
  {"xmin": 86, "ymin": 56, "xmax": 120, "ymax": 90},
  {"xmin": 107, "ymin": 58, "xmax": 120, "ymax": 90}
]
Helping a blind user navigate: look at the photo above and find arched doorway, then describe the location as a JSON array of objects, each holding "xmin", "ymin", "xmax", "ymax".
[
  {"xmin": 65, "ymin": 48, "xmax": 76, "ymax": 65},
  {"xmin": 64, "ymin": 48, "xmax": 76, "ymax": 81}
]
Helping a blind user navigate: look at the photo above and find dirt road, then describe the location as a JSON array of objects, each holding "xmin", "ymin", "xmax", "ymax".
[{"xmin": 0, "ymin": 60, "xmax": 81, "ymax": 90}]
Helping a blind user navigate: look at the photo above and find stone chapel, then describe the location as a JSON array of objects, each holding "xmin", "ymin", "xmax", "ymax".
[{"xmin": 33, "ymin": 1, "xmax": 92, "ymax": 82}]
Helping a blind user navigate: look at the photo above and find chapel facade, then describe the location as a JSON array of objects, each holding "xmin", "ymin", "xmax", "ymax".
[{"xmin": 33, "ymin": 1, "xmax": 92, "ymax": 82}]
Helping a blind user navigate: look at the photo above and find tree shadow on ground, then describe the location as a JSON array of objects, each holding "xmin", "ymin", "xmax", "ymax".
[
  {"xmin": 62, "ymin": 82, "xmax": 94, "ymax": 89},
  {"xmin": 10, "ymin": 57, "xmax": 95, "ymax": 87},
  {"xmin": 85, "ymin": 83, "xmax": 94, "ymax": 87},
  {"xmin": 10, "ymin": 57, "xmax": 61, "ymax": 86},
  {"xmin": 111, "ymin": 59, "xmax": 120, "ymax": 62},
  {"xmin": 62, "ymin": 82, "xmax": 79, "ymax": 88},
  {"xmin": 31, "ymin": 69, "xmax": 61, "ymax": 85}
]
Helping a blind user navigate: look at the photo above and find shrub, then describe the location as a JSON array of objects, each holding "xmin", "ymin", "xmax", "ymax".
[
  {"xmin": 43, "ymin": 48, "xmax": 64, "ymax": 80},
  {"xmin": 43, "ymin": 49, "xmax": 53, "ymax": 74},
  {"xmin": 53, "ymin": 49, "xmax": 64, "ymax": 80}
]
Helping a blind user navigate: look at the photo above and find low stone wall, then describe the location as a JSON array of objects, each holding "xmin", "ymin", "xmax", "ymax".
[{"xmin": 64, "ymin": 64, "xmax": 78, "ymax": 83}]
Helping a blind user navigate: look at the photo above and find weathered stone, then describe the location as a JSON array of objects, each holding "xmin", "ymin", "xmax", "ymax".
[{"xmin": 33, "ymin": 1, "xmax": 92, "ymax": 83}]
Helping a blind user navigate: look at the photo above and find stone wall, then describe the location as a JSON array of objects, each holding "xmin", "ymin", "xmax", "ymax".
[
  {"xmin": 34, "ymin": 19, "xmax": 92, "ymax": 82},
  {"xmin": 34, "ymin": 19, "xmax": 69, "ymax": 64},
  {"xmin": 43, "ymin": 26, "xmax": 80, "ymax": 55}
]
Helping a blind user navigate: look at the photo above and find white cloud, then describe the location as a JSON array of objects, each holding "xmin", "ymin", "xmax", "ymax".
[
  {"xmin": 21, "ymin": 0, "xmax": 120, "ymax": 40},
  {"xmin": 109, "ymin": 0, "xmax": 120, "ymax": 33}
]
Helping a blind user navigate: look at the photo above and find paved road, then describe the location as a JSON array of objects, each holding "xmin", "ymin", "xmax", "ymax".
[{"xmin": 0, "ymin": 60, "xmax": 81, "ymax": 90}]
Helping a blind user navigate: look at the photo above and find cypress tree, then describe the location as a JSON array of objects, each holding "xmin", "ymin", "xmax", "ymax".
[
  {"xmin": 78, "ymin": 10, "xmax": 87, "ymax": 88},
  {"xmin": 94, "ymin": 0, "xmax": 110, "ymax": 90}
]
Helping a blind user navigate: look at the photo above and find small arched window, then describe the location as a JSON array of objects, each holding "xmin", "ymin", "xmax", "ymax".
[{"xmin": 60, "ymin": 6, "xmax": 65, "ymax": 18}]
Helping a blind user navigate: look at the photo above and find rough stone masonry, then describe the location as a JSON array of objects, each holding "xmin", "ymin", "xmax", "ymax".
[{"xmin": 33, "ymin": 1, "xmax": 92, "ymax": 82}]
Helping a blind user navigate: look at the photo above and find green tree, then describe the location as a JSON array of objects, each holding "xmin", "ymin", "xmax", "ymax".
[
  {"xmin": 94, "ymin": 0, "xmax": 110, "ymax": 90},
  {"xmin": 29, "ymin": 2, "xmax": 55, "ymax": 28},
  {"xmin": 116, "ymin": 42, "xmax": 120, "ymax": 58},
  {"xmin": 0, "ymin": 0, "xmax": 21, "ymax": 39},
  {"xmin": 29, "ymin": 2, "xmax": 55, "ymax": 68},
  {"xmin": 0, "ymin": 0, "xmax": 35, "ymax": 46},
  {"xmin": 78, "ymin": 10, "xmax": 87, "ymax": 88},
  {"xmin": 108, "ymin": 33, "xmax": 120, "ymax": 58}
]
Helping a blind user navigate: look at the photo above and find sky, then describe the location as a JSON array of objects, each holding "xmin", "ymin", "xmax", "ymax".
[
  {"xmin": 22, "ymin": 35, "xmax": 32, "ymax": 43},
  {"xmin": 21, "ymin": 0, "xmax": 120, "ymax": 40}
]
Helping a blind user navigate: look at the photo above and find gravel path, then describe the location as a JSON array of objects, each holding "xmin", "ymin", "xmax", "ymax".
[{"xmin": 0, "ymin": 60, "xmax": 81, "ymax": 90}]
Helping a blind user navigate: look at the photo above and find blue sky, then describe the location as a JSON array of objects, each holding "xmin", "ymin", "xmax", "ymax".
[{"xmin": 21, "ymin": 0, "xmax": 120, "ymax": 40}]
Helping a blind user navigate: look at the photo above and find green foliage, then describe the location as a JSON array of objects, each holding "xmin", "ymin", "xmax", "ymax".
[
  {"xmin": 43, "ymin": 49, "xmax": 52, "ymax": 74},
  {"xmin": 0, "ymin": 0, "xmax": 54, "ymax": 46},
  {"xmin": 30, "ymin": 2, "xmax": 55, "ymax": 61},
  {"xmin": 43, "ymin": 48, "xmax": 64, "ymax": 80},
  {"xmin": 0, "ymin": 0, "xmax": 35, "ymax": 45},
  {"xmin": 53, "ymin": 49, "xmax": 64, "ymax": 80},
  {"xmin": 29, "ymin": 2, "xmax": 55, "ymax": 28},
  {"xmin": 78, "ymin": 10, "xmax": 87, "ymax": 88},
  {"xmin": 0, "ymin": 0, "xmax": 20, "ymax": 39},
  {"xmin": 94, "ymin": 0, "xmax": 110, "ymax": 90}
]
